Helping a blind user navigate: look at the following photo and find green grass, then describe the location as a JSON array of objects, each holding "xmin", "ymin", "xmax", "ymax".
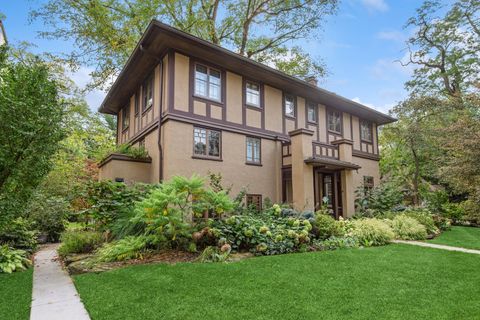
[
  {"xmin": 74, "ymin": 245, "xmax": 480, "ymax": 320},
  {"xmin": 428, "ymin": 226, "xmax": 480, "ymax": 250},
  {"xmin": 0, "ymin": 269, "xmax": 33, "ymax": 320}
]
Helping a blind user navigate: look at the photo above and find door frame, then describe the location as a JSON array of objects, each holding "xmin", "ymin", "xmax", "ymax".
[{"xmin": 313, "ymin": 168, "xmax": 343, "ymax": 219}]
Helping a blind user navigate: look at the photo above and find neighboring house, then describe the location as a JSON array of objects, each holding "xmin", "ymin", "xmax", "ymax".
[
  {"xmin": 98, "ymin": 20, "xmax": 396, "ymax": 218},
  {"xmin": 0, "ymin": 20, "xmax": 7, "ymax": 46}
]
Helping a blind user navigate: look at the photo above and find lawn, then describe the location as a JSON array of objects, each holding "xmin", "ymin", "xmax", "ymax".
[
  {"xmin": 0, "ymin": 269, "xmax": 33, "ymax": 320},
  {"xmin": 428, "ymin": 226, "xmax": 480, "ymax": 250},
  {"xmin": 74, "ymin": 244, "xmax": 480, "ymax": 320}
]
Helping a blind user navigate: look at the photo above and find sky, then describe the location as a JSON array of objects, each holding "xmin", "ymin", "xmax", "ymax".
[{"xmin": 1, "ymin": 0, "xmax": 426, "ymax": 113}]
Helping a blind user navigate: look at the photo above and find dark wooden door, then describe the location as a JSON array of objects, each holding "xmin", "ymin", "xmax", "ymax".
[{"xmin": 314, "ymin": 170, "xmax": 343, "ymax": 219}]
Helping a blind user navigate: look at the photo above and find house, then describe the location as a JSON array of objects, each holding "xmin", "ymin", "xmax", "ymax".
[{"xmin": 98, "ymin": 20, "xmax": 396, "ymax": 218}]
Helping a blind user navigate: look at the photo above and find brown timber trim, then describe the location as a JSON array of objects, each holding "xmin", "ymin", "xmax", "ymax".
[
  {"xmin": 352, "ymin": 150, "xmax": 380, "ymax": 161},
  {"xmin": 129, "ymin": 120, "xmax": 159, "ymax": 145},
  {"xmin": 98, "ymin": 153, "xmax": 152, "ymax": 168},
  {"xmin": 163, "ymin": 111, "xmax": 289, "ymax": 141},
  {"xmin": 168, "ymin": 49, "xmax": 175, "ymax": 112}
]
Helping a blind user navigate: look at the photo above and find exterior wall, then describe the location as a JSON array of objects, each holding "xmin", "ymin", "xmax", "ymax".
[
  {"xmin": 352, "ymin": 156, "xmax": 381, "ymax": 191},
  {"xmin": 162, "ymin": 120, "xmax": 282, "ymax": 202},
  {"xmin": 98, "ymin": 159, "xmax": 152, "ymax": 184}
]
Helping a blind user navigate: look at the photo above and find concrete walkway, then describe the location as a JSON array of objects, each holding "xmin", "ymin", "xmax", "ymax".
[
  {"xmin": 393, "ymin": 240, "xmax": 480, "ymax": 255},
  {"xmin": 30, "ymin": 244, "xmax": 90, "ymax": 320}
]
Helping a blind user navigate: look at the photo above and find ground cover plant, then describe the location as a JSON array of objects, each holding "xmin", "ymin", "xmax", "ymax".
[
  {"xmin": 0, "ymin": 269, "xmax": 33, "ymax": 320},
  {"xmin": 73, "ymin": 244, "xmax": 480, "ymax": 320},
  {"xmin": 428, "ymin": 226, "xmax": 480, "ymax": 250}
]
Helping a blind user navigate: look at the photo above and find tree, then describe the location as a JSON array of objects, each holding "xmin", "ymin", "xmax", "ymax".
[
  {"xmin": 30, "ymin": 0, "xmax": 338, "ymax": 90},
  {"xmin": 0, "ymin": 46, "xmax": 66, "ymax": 226},
  {"xmin": 402, "ymin": 0, "xmax": 479, "ymax": 98}
]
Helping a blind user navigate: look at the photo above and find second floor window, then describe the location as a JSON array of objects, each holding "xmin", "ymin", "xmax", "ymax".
[
  {"xmin": 285, "ymin": 95, "xmax": 295, "ymax": 117},
  {"xmin": 328, "ymin": 110, "xmax": 342, "ymax": 133},
  {"xmin": 360, "ymin": 120, "xmax": 373, "ymax": 142},
  {"xmin": 246, "ymin": 81, "xmax": 260, "ymax": 107},
  {"xmin": 195, "ymin": 64, "xmax": 221, "ymax": 101},
  {"xmin": 307, "ymin": 102, "xmax": 317, "ymax": 123},
  {"xmin": 193, "ymin": 127, "xmax": 221, "ymax": 158},
  {"xmin": 246, "ymin": 137, "xmax": 261, "ymax": 164},
  {"xmin": 142, "ymin": 74, "xmax": 153, "ymax": 111},
  {"xmin": 134, "ymin": 90, "xmax": 139, "ymax": 115},
  {"xmin": 122, "ymin": 106, "xmax": 129, "ymax": 130}
]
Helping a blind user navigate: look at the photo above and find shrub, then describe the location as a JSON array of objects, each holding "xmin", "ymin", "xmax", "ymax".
[
  {"xmin": 312, "ymin": 236, "xmax": 359, "ymax": 251},
  {"xmin": 58, "ymin": 231, "xmax": 103, "ymax": 256},
  {"xmin": 0, "ymin": 218, "xmax": 37, "ymax": 250},
  {"xmin": 114, "ymin": 143, "xmax": 149, "ymax": 159},
  {"xmin": 313, "ymin": 213, "xmax": 345, "ymax": 240},
  {"xmin": 442, "ymin": 202, "xmax": 465, "ymax": 221},
  {"xmin": 390, "ymin": 215, "xmax": 427, "ymax": 240},
  {"xmin": 460, "ymin": 200, "xmax": 480, "ymax": 225},
  {"xmin": 351, "ymin": 218, "xmax": 394, "ymax": 247},
  {"xmin": 402, "ymin": 208, "xmax": 439, "ymax": 235},
  {"xmin": 197, "ymin": 246, "xmax": 230, "ymax": 263},
  {"xmin": 424, "ymin": 189, "xmax": 449, "ymax": 214},
  {"xmin": 355, "ymin": 183, "xmax": 403, "ymax": 216},
  {"xmin": 432, "ymin": 215, "xmax": 452, "ymax": 231},
  {"xmin": 0, "ymin": 245, "xmax": 31, "ymax": 273},
  {"xmin": 25, "ymin": 193, "xmax": 68, "ymax": 242},
  {"xmin": 95, "ymin": 235, "xmax": 154, "ymax": 262}
]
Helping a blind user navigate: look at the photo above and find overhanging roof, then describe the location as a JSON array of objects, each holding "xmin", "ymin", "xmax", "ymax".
[
  {"xmin": 304, "ymin": 157, "xmax": 361, "ymax": 170},
  {"xmin": 99, "ymin": 20, "xmax": 396, "ymax": 125}
]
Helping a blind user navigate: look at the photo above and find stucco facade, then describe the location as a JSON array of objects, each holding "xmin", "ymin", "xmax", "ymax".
[{"xmin": 98, "ymin": 21, "xmax": 395, "ymax": 217}]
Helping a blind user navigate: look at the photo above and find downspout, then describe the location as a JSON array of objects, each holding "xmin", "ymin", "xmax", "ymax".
[{"xmin": 140, "ymin": 44, "xmax": 164, "ymax": 183}]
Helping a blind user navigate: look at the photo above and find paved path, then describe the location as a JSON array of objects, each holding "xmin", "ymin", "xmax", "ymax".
[
  {"xmin": 393, "ymin": 240, "xmax": 480, "ymax": 255},
  {"xmin": 30, "ymin": 244, "xmax": 90, "ymax": 320}
]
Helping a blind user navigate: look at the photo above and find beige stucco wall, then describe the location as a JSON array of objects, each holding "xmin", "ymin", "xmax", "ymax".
[
  {"xmin": 144, "ymin": 128, "xmax": 160, "ymax": 183},
  {"xmin": 264, "ymin": 85, "xmax": 282, "ymax": 132},
  {"xmin": 162, "ymin": 120, "xmax": 281, "ymax": 202},
  {"xmin": 98, "ymin": 159, "xmax": 152, "ymax": 184},
  {"xmin": 352, "ymin": 156, "xmax": 380, "ymax": 192},
  {"xmin": 174, "ymin": 53, "xmax": 189, "ymax": 112},
  {"xmin": 318, "ymin": 105, "xmax": 327, "ymax": 143},
  {"xmin": 297, "ymin": 97, "xmax": 306, "ymax": 129},
  {"xmin": 246, "ymin": 108, "xmax": 261, "ymax": 128},
  {"xmin": 226, "ymin": 72, "xmax": 243, "ymax": 124}
]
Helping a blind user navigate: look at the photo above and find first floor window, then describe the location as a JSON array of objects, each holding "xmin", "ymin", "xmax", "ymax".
[
  {"xmin": 246, "ymin": 81, "xmax": 260, "ymax": 107},
  {"xmin": 193, "ymin": 127, "xmax": 221, "ymax": 158},
  {"xmin": 195, "ymin": 64, "xmax": 221, "ymax": 101},
  {"xmin": 363, "ymin": 176, "xmax": 374, "ymax": 192},
  {"xmin": 307, "ymin": 101, "xmax": 317, "ymax": 123},
  {"xmin": 246, "ymin": 194, "xmax": 262, "ymax": 211},
  {"xmin": 122, "ymin": 106, "xmax": 129, "ymax": 130},
  {"xmin": 360, "ymin": 120, "xmax": 373, "ymax": 142},
  {"xmin": 328, "ymin": 110, "xmax": 342, "ymax": 133},
  {"xmin": 246, "ymin": 137, "xmax": 261, "ymax": 164},
  {"xmin": 285, "ymin": 94, "xmax": 295, "ymax": 117}
]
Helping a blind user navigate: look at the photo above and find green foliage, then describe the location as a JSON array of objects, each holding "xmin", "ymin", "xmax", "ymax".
[
  {"xmin": 95, "ymin": 235, "xmax": 154, "ymax": 262},
  {"xmin": 313, "ymin": 213, "xmax": 344, "ymax": 240},
  {"xmin": 355, "ymin": 183, "xmax": 403, "ymax": 216},
  {"xmin": 402, "ymin": 208, "xmax": 439, "ymax": 235},
  {"xmin": 113, "ymin": 143, "xmax": 149, "ymax": 159},
  {"xmin": 0, "ymin": 218, "xmax": 37, "ymax": 251},
  {"xmin": 390, "ymin": 215, "xmax": 427, "ymax": 240},
  {"xmin": 0, "ymin": 245, "xmax": 31, "ymax": 273},
  {"xmin": 197, "ymin": 246, "xmax": 230, "ymax": 263},
  {"xmin": 58, "ymin": 231, "xmax": 103, "ymax": 256},
  {"xmin": 460, "ymin": 200, "xmax": 480, "ymax": 225},
  {"xmin": 351, "ymin": 219, "xmax": 394, "ymax": 247},
  {"xmin": 312, "ymin": 236, "xmax": 359, "ymax": 251},
  {"xmin": 0, "ymin": 46, "xmax": 66, "ymax": 227},
  {"xmin": 25, "ymin": 193, "xmax": 68, "ymax": 242},
  {"xmin": 424, "ymin": 190, "xmax": 449, "ymax": 215},
  {"xmin": 78, "ymin": 181, "xmax": 154, "ymax": 231},
  {"xmin": 442, "ymin": 202, "xmax": 465, "ymax": 221},
  {"xmin": 432, "ymin": 215, "xmax": 452, "ymax": 231}
]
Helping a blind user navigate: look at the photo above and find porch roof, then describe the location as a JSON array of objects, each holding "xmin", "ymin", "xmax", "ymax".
[{"xmin": 304, "ymin": 157, "xmax": 361, "ymax": 170}]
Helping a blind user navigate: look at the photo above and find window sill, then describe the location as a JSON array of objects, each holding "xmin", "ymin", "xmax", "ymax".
[
  {"xmin": 246, "ymin": 162, "xmax": 262, "ymax": 167},
  {"xmin": 307, "ymin": 120, "xmax": 318, "ymax": 125},
  {"xmin": 142, "ymin": 105, "xmax": 153, "ymax": 115},
  {"xmin": 245, "ymin": 103, "xmax": 261, "ymax": 109},
  {"xmin": 285, "ymin": 115, "xmax": 296, "ymax": 120},
  {"xmin": 192, "ymin": 155, "xmax": 223, "ymax": 162},
  {"xmin": 361, "ymin": 139, "xmax": 373, "ymax": 144},
  {"xmin": 193, "ymin": 94, "xmax": 223, "ymax": 105},
  {"xmin": 328, "ymin": 129, "xmax": 342, "ymax": 135},
  {"xmin": 122, "ymin": 126, "xmax": 129, "ymax": 133}
]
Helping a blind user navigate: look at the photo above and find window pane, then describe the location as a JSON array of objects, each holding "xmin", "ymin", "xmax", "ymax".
[
  {"xmin": 195, "ymin": 65, "xmax": 208, "ymax": 96},
  {"xmin": 246, "ymin": 82, "xmax": 260, "ymax": 106},
  {"xmin": 285, "ymin": 96, "xmax": 295, "ymax": 117},
  {"xmin": 361, "ymin": 121, "xmax": 372, "ymax": 141},
  {"xmin": 307, "ymin": 103, "xmax": 316, "ymax": 122},
  {"xmin": 328, "ymin": 111, "xmax": 341, "ymax": 132},
  {"xmin": 209, "ymin": 69, "xmax": 221, "ymax": 84},
  {"xmin": 209, "ymin": 83, "xmax": 220, "ymax": 100},
  {"xmin": 208, "ymin": 130, "xmax": 220, "ymax": 157},
  {"xmin": 246, "ymin": 137, "xmax": 260, "ymax": 163},
  {"xmin": 194, "ymin": 128, "xmax": 207, "ymax": 155}
]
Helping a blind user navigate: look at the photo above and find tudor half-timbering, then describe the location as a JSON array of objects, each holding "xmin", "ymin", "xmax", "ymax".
[{"xmin": 98, "ymin": 20, "xmax": 396, "ymax": 218}]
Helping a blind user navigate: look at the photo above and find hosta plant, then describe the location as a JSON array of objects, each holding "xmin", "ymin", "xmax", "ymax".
[{"xmin": 0, "ymin": 245, "xmax": 31, "ymax": 273}]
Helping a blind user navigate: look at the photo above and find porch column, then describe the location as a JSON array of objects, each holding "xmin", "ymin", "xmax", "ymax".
[
  {"xmin": 289, "ymin": 128, "xmax": 315, "ymax": 211},
  {"xmin": 332, "ymin": 139, "xmax": 355, "ymax": 217}
]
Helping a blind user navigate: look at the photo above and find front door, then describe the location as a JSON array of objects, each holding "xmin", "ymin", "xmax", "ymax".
[{"xmin": 314, "ymin": 170, "xmax": 343, "ymax": 219}]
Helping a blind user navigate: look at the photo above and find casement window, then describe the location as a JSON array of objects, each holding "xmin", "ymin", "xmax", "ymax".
[
  {"xmin": 327, "ymin": 110, "xmax": 342, "ymax": 133},
  {"xmin": 246, "ymin": 194, "xmax": 262, "ymax": 211},
  {"xmin": 246, "ymin": 137, "xmax": 261, "ymax": 164},
  {"xmin": 194, "ymin": 64, "xmax": 221, "ymax": 101},
  {"xmin": 142, "ymin": 74, "xmax": 154, "ymax": 111},
  {"xmin": 193, "ymin": 127, "xmax": 221, "ymax": 158},
  {"xmin": 307, "ymin": 101, "xmax": 317, "ymax": 123},
  {"xmin": 245, "ymin": 81, "xmax": 260, "ymax": 107},
  {"xmin": 122, "ymin": 106, "xmax": 129, "ymax": 130},
  {"xmin": 134, "ymin": 91, "xmax": 139, "ymax": 115},
  {"xmin": 363, "ymin": 176, "xmax": 374, "ymax": 191},
  {"xmin": 284, "ymin": 94, "xmax": 295, "ymax": 117},
  {"xmin": 360, "ymin": 120, "xmax": 373, "ymax": 142}
]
